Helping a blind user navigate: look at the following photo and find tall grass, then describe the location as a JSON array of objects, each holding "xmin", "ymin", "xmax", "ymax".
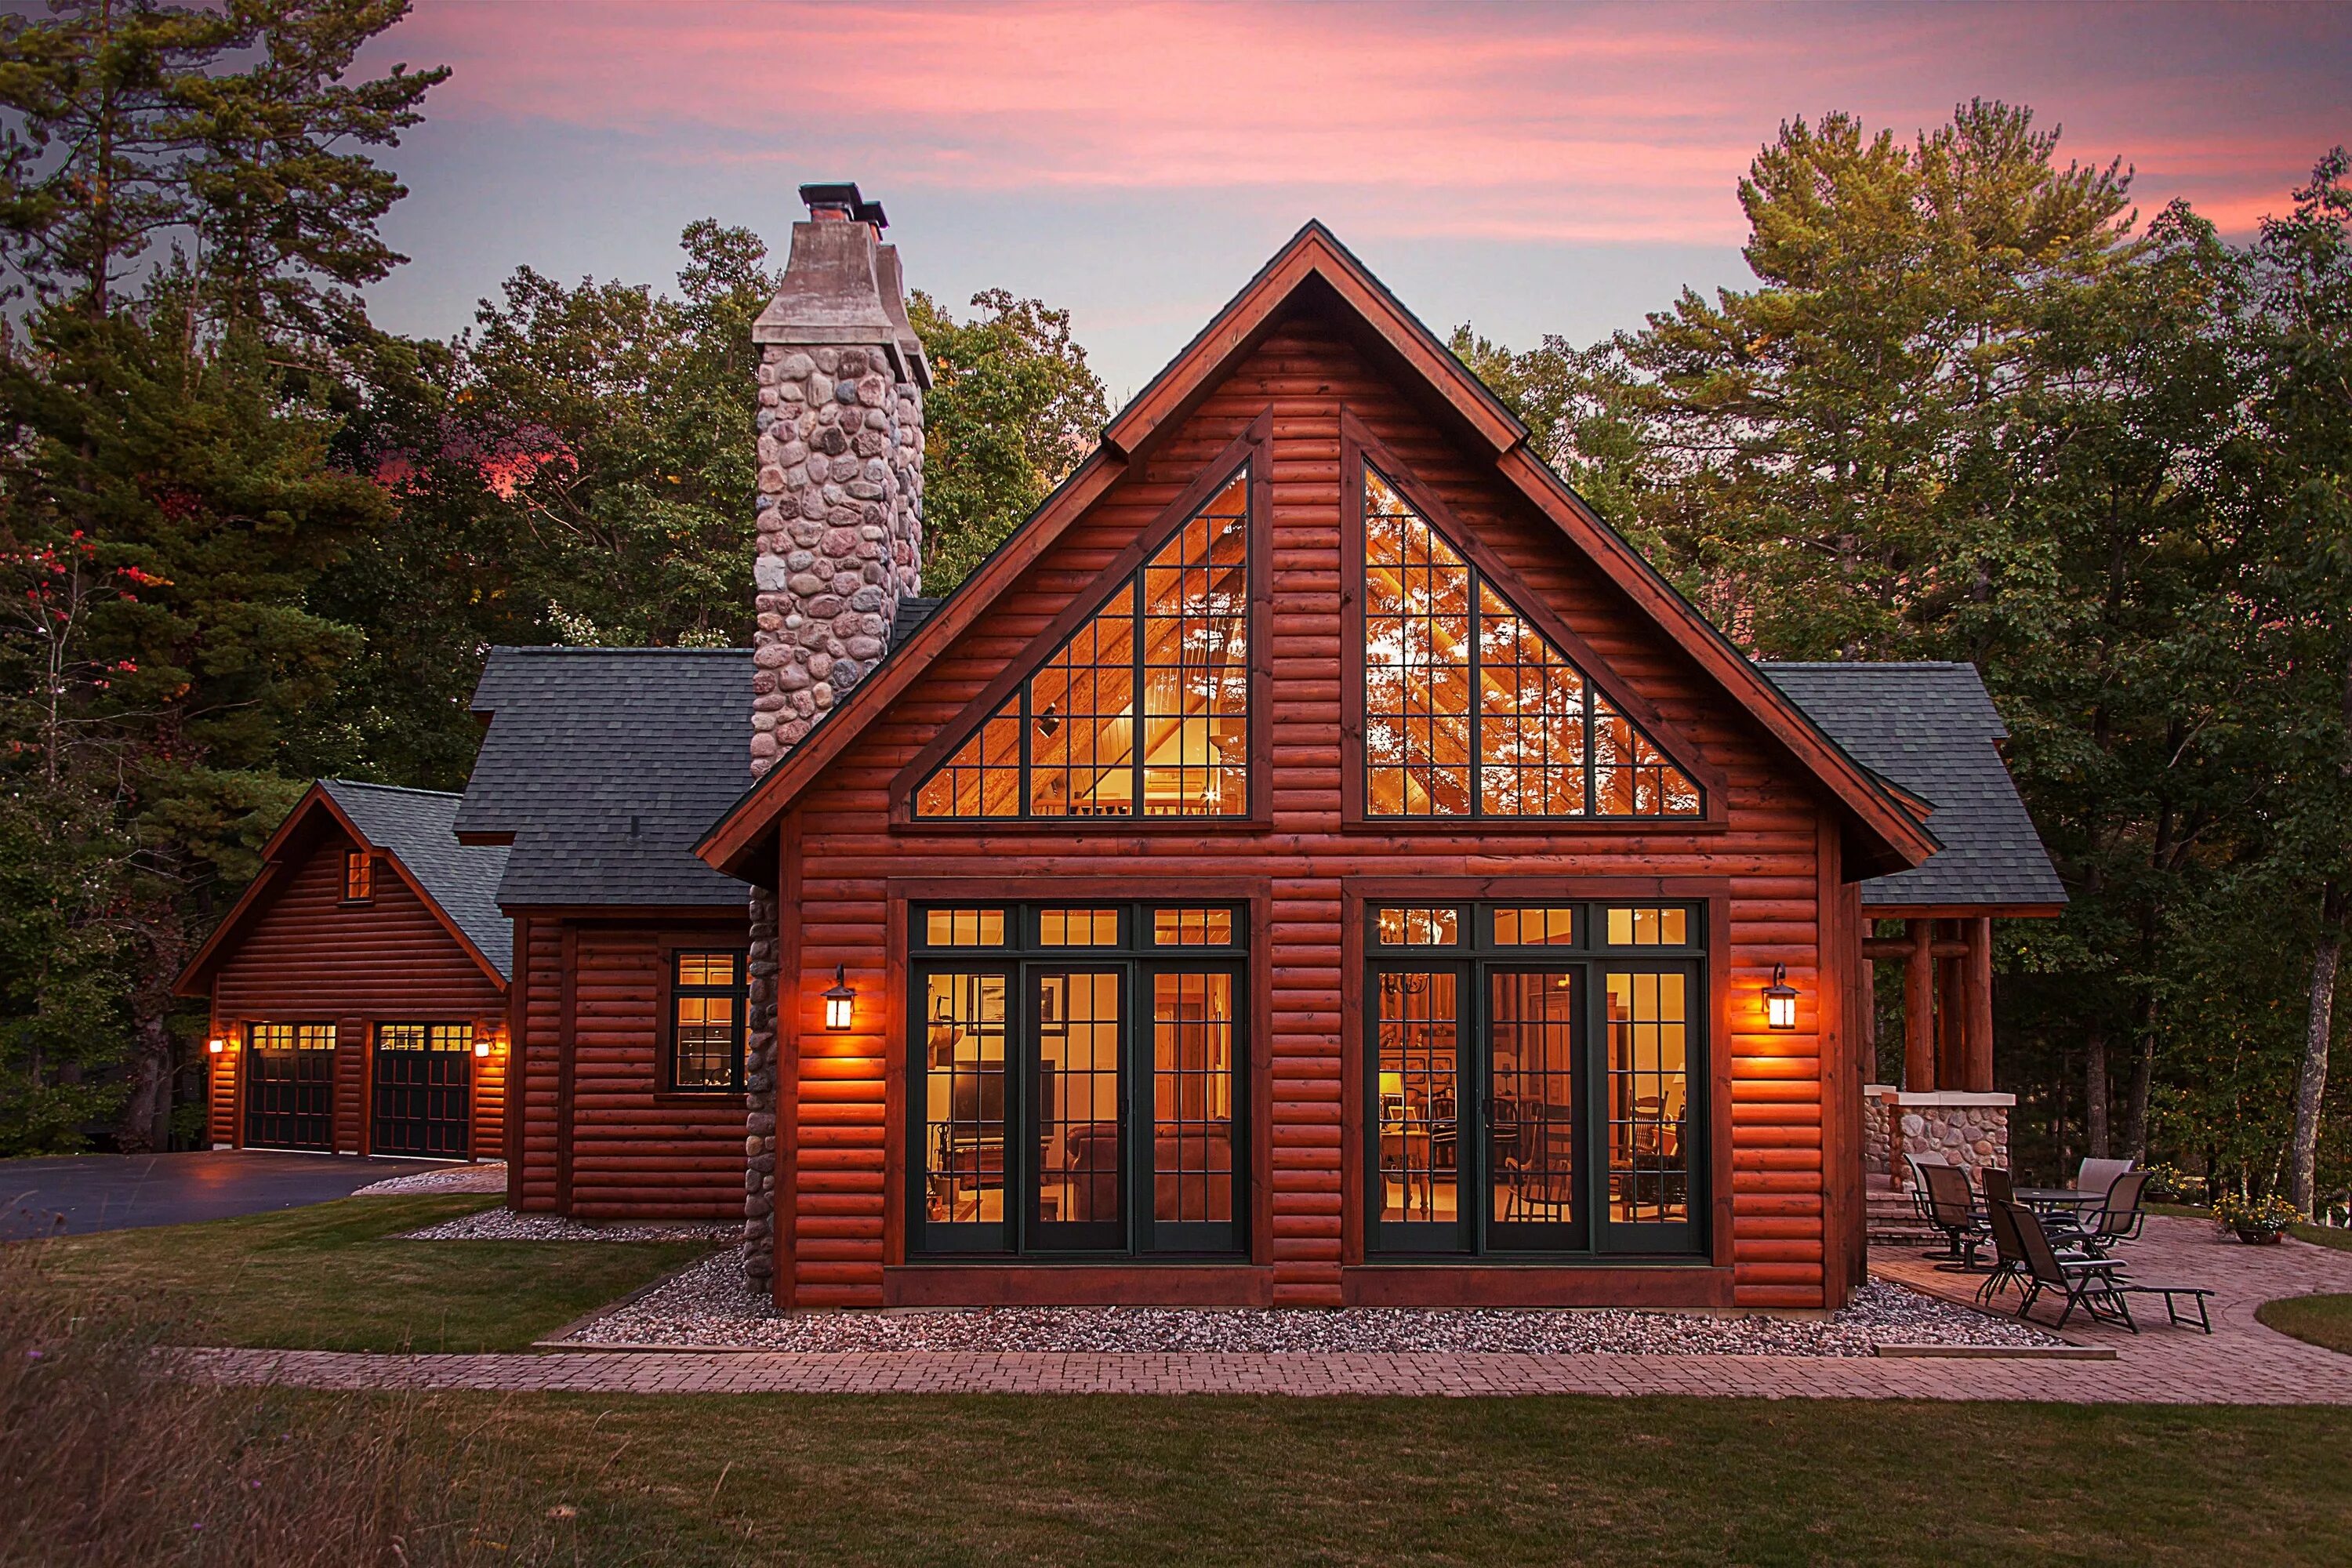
[{"xmin": 0, "ymin": 1240, "xmax": 559, "ymax": 1567}]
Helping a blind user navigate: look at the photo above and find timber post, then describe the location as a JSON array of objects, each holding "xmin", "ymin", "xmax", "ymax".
[{"xmin": 1904, "ymin": 917, "xmax": 1936, "ymax": 1091}]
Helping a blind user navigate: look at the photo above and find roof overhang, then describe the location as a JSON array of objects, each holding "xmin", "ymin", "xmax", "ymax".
[
  {"xmin": 698, "ymin": 222, "xmax": 1940, "ymax": 882},
  {"xmin": 176, "ymin": 783, "xmax": 507, "ymax": 996}
]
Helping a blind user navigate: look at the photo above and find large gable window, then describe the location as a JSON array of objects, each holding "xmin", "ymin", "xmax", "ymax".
[
  {"xmin": 1361, "ymin": 466, "xmax": 1700, "ymax": 820},
  {"xmin": 916, "ymin": 468, "xmax": 1251, "ymax": 820}
]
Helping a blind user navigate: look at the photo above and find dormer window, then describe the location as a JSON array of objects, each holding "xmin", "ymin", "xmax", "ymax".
[
  {"xmin": 343, "ymin": 850, "xmax": 373, "ymax": 902},
  {"xmin": 1359, "ymin": 463, "xmax": 1700, "ymax": 820},
  {"xmin": 915, "ymin": 465, "xmax": 1252, "ymax": 820}
]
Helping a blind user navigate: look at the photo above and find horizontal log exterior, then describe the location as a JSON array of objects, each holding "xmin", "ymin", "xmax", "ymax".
[
  {"xmin": 509, "ymin": 913, "xmax": 750, "ymax": 1219},
  {"xmin": 773, "ymin": 309, "xmax": 1859, "ymax": 1312},
  {"xmin": 202, "ymin": 818, "xmax": 506, "ymax": 1160}
]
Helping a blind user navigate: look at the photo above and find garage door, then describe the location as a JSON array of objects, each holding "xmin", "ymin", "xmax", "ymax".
[
  {"xmin": 243, "ymin": 1022, "xmax": 336, "ymax": 1149},
  {"xmin": 372, "ymin": 1022, "xmax": 473, "ymax": 1157}
]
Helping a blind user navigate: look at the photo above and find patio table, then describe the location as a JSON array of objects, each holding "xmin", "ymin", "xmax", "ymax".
[{"xmin": 2013, "ymin": 1186, "xmax": 2100, "ymax": 1214}]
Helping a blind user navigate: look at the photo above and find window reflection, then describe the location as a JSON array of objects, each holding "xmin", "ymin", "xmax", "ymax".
[
  {"xmin": 916, "ymin": 471, "xmax": 1250, "ymax": 819},
  {"xmin": 923, "ymin": 972, "xmax": 1007, "ymax": 1225},
  {"xmin": 1361, "ymin": 466, "xmax": 1701, "ymax": 819},
  {"xmin": 1606, "ymin": 970, "xmax": 1689, "ymax": 1225}
]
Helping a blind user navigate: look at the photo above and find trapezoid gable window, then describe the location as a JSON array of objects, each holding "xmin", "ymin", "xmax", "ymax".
[
  {"xmin": 1359, "ymin": 464, "xmax": 1702, "ymax": 820},
  {"xmin": 914, "ymin": 466, "xmax": 1252, "ymax": 821}
]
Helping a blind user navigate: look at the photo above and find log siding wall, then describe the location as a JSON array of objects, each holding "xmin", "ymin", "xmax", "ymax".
[
  {"xmin": 508, "ymin": 914, "xmax": 750, "ymax": 1218},
  {"xmin": 779, "ymin": 311, "xmax": 1849, "ymax": 1310},
  {"xmin": 203, "ymin": 825, "xmax": 508, "ymax": 1160}
]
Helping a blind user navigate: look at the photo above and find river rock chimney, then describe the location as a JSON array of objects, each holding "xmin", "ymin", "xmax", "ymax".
[{"xmin": 742, "ymin": 182, "xmax": 927, "ymax": 1293}]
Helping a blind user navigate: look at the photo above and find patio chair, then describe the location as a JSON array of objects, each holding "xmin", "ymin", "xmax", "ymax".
[
  {"xmin": 1981, "ymin": 1166, "xmax": 2016, "ymax": 1207},
  {"xmin": 1919, "ymin": 1160, "xmax": 1991, "ymax": 1272},
  {"xmin": 1979, "ymin": 1194, "xmax": 2098, "ymax": 1305},
  {"xmin": 2050, "ymin": 1169, "xmax": 2152, "ymax": 1254},
  {"xmin": 2004, "ymin": 1200, "xmax": 2136, "ymax": 1332},
  {"xmin": 2075, "ymin": 1156, "xmax": 2134, "ymax": 1198},
  {"xmin": 1904, "ymin": 1153, "xmax": 1947, "ymax": 1225}
]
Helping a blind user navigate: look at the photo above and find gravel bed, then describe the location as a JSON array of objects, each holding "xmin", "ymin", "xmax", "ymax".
[
  {"xmin": 403, "ymin": 1207, "xmax": 737, "ymax": 1243},
  {"xmin": 564, "ymin": 1248, "xmax": 2060, "ymax": 1355},
  {"xmin": 354, "ymin": 1162, "xmax": 508, "ymax": 1196}
]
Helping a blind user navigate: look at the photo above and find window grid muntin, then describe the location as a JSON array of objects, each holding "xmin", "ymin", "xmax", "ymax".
[
  {"xmin": 343, "ymin": 850, "xmax": 372, "ymax": 902},
  {"xmin": 670, "ymin": 947, "xmax": 748, "ymax": 1093},
  {"xmin": 1375, "ymin": 967, "xmax": 1459, "ymax": 1225},
  {"xmin": 1606, "ymin": 968, "xmax": 1691, "ymax": 1225},
  {"xmin": 913, "ymin": 467, "xmax": 1252, "ymax": 822},
  {"xmin": 1141, "ymin": 484, "xmax": 1250, "ymax": 816},
  {"xmin": 923, "ymin": 968, "xmax": 1009, "ymax": 1228},
  {"xmin": 1360, "ymin": 462, "xmax": 1701, "ymax": 821},
  {"xmin": 1364, "ymin": 900, "xmax": 1705, "ymax": 1258},
  {"xmin": 919, "ymin": 902, "xmax": 1245, "ymax": 955},
  {"xmin": 1036, "ymin": 907, "xmax": 1122, "ymax": 947},
  {"xmin": 1375, "ymin": 906, "xmax": 1462, "ymax": 946},
  {"xmin": 922, "ymin": 908, "xmax": 1009, "ymax": 948},
  {"xmin": 909, "ymin": 902, "xmax": 1246, "ymax": 1258}
]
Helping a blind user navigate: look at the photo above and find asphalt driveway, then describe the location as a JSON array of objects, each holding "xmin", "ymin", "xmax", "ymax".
[{"xmin": 1, "ymin": 1150, "xmax": 458, "ymax": 1239}]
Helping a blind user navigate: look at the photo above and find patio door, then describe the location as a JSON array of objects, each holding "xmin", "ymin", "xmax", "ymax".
[{"xmin": 1028, "ymin": 968, "xmax": 1126, "ymax": 1251}]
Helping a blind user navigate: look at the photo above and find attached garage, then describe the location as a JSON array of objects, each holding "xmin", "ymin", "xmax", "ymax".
[{"xmin": 177, "ymin": 780, "xmax": 514, "ymax": 1161}]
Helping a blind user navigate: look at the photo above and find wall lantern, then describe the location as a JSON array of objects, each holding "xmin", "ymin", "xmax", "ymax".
[
  {"xmin": 1763, "ymin": 964, "xmax": 1799, "ymax": 1031},
  {"xmin": 207, "ymin": 1036, "xmax": 227, "ymax": 1055},
  {"xmin": 823, "ymin": 964, "xmax": 857, "ymax": 1032},
  {"xmin": 474, "ymin": 1036, "xmax": 493, "ymax": 1058}
]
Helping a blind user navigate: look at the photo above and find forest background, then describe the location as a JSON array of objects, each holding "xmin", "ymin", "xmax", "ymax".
[{"xmin": 1, "ymin": 2, "xmax": 2346, "ymax": 1218}]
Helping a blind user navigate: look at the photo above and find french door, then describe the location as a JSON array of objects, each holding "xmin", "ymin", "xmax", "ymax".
[
  {"xmin": 913, "ymin": 956, "xmax": 1244, "ymax": 1258},
  {"xmin": 1367, "ymin": 956, "xmax": 1700, "ymax": 1258}
]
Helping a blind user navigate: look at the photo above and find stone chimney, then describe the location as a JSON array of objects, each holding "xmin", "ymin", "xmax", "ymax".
[{"xmin": 742, "ymin": 182, "xmax": 927, "ymax": 1293}]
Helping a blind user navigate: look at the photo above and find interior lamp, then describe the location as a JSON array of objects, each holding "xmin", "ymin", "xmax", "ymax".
[
  {"xmin": 1763, "ymin": 964, "xmax": 1799, "ymax": 1031},
  {"xmin": 823, "ymin": 964, "xmax": 857, "ymax": 1032}
]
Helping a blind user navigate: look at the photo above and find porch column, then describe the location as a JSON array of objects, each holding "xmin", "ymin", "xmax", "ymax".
[
  {"xmin": 1903, "ymin": 918, "xmax": 1936, "ymax": 1091},
  {"xmin": 1935, "ymin": 925, "xmax": 1967, "ymax": 1091},
  {"xmin": 1962, "ymin": 915, "xmax": 1994, "ymax": 1093}
]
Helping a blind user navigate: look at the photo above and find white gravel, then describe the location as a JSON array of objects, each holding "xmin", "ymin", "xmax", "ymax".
[
  {"xmin": 354, "ymin": 1162, "xmax": 509, "ymax": 1196},
  {"xmin": 561, "ymin": 1247, "xmax": 2060, "ymax": 1356},
  {"xmin": 402, "ymin": 1207, "xmax": 737, "ymax": 1243}
]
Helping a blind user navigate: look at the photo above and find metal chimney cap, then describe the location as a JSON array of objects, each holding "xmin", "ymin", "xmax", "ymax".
[{"xmin": 797, "ymin": 181, "xmax": 887, "ymax": 229}]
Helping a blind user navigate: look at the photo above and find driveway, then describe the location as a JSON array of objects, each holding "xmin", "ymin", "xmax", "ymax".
[{"xmin": 0, "ymin": 1150, "xmax": 458, "ymax": 1239}]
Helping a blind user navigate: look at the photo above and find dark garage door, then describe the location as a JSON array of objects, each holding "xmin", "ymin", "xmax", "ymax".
[
  {"xmin": 372, "ymin": 1022, "xmax": 473, "ymax": 1157},
  {"xmin": 244, "ymin": 1022, "xmax": 336, "ymax": 1150}
]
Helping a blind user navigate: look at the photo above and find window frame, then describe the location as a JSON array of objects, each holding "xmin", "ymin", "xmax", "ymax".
[
  {"xmin": 906, "ymin": 900, "xmax": 1251, "ymax": 1261},
  {"xmin": 1360, "ymin": 898, "xmax": 1710, "ymax": 1261},
  {"xmin": 659, "ymin": 944, "xmax": 750, "ymax": 1097},
  {"xmin": 1338, "ymin": 412, "xmax": 1725, "ymax": 831},
  {"xmin": 342, "ymin": 848, "xmax": 374, "ymax": 904},
  {"xmin": 891, "ymin": 413, "xmax": 1274, "ymax": 832}
]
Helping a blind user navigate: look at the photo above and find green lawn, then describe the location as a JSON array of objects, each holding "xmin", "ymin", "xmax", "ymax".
[
  {"xmin": 30, "ymin": 1195, "xmax": 711, "ymax": 1352},
  {"xmin": 2257, "ymin": 1293, "xmax": 2352, "ymax": 1356},
  {"xmin": 412, "ymin": 1393, "xmax": 2352, "ymax": 1566}
]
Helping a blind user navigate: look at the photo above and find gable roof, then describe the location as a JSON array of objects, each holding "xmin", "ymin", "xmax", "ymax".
[
  {"xmin": 460, "ymin": 647, "xmax": 753, "ymax": 910},
  {"xmin": 697, "ymin": 222, "xmax": 1940, "ymax": 881},
  {"xmin": 1761, "ymin": 663, "xmax": 2067, "ymax": 912},
  {"xmin": 174, "ymin": 780, "xmax": 511, "ymax": 994}
]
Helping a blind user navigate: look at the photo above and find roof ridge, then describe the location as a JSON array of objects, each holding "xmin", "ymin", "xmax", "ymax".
[
  {"xmin": 489, "ymin": 644, "xmax": 753, "ymax": 656},
  {"xmin": 321, "ymin": 778, "xmax": 463, "ymax": 800}
]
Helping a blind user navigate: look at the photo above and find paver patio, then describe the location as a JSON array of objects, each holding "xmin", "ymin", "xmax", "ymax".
[{"xmin": 180, "ymin": 1218, "xmax": 2352, "ymax": 1401}]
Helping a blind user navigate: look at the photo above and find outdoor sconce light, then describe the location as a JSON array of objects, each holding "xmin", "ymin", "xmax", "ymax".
[
  {"xmin": 207, "ymin": 1036, "xmax": 226, "ymax": 1055},
  {"xmin": 1764, "ymin": 964, "xmax": 1799, "ymax": 1031},
  {"xmin": 474, "ymin": 1036, "xmax": 492, "ymax": 1058},
  {"xmin": 823, "ymin": 964, "xmax": 857, "ymax": 1032}
]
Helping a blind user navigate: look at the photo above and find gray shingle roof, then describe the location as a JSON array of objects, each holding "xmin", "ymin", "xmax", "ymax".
[
  {"xmin": 459, "ymin": 648, "xmax": 755, "ymax": 909},
  {"xmin": 1761, "ymin": 662, "xmax": 2066, "ymax": 909},
  {"xmin": 890, "ymin": 596, "xmax": 942, "ymax": 648},
  {"xmin": 318, "ymin": 780, "xmax": 513, "ymax": 978}
]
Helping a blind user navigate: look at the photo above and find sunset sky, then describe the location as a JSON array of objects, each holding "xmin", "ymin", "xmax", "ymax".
[{"xmin": 361, "ymin": 1, "xmax": 2350, "ymax": 398}]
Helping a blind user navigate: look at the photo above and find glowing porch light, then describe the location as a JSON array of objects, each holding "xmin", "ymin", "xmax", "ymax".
[
  {"xmin": 823, "ymin": 964, "xmax": 857, "ymax": 1032},
  {"xmin": 1763, "ymin": 964, "xmax": 1799, "ymax": 1031}
]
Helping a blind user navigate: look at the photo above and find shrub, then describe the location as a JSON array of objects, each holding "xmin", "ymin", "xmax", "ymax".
[{"xmin": 0, "ymin": 1242, "xmax": 556, "ymax": 1566}]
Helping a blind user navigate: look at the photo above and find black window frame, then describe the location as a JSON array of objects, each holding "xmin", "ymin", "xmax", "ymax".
[
  {"xmin": 908, "ymin": 900, "xmax": 1250, "ymax": 1261},
  {"xmin": 1363, "ymin": 900, "xmax": 1708, "ymax": 1261},
  {"xmin": 1356, "ymin": 456, "xmax": 1704, "ymax": 822},
  {"xmin": 663, "ymin": 947, "xmax": 749, "ymax": 1095},
  {"xmin": 911, "ymin": 458, "xmax": 1258, "ymax": 823}
]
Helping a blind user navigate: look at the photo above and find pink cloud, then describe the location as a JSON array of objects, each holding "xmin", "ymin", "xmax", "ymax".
[{"xmin": 379, "ymin": 1, "xmax": 2347, "ymax": 242}]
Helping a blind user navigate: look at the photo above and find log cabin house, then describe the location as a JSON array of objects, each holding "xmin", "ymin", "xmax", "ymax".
[
  {"xmin": 177, "ymin": 781, "xmax": 512, "ymax": 1160},
  {"xmin": 185, "ymin": 187, "xmax": 2062, "ymax": 1320}
]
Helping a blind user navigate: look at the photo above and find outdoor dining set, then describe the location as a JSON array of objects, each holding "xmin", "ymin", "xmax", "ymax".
[{"xmin": 1907, "ymin": 1156, "xmax": 2215, "ymax": 1334}]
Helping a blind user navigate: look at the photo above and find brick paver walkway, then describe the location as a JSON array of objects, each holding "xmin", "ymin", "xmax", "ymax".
[{"xmin": 183, "ymin": 1218, "xmax": 2352, "ymax": 1402}]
